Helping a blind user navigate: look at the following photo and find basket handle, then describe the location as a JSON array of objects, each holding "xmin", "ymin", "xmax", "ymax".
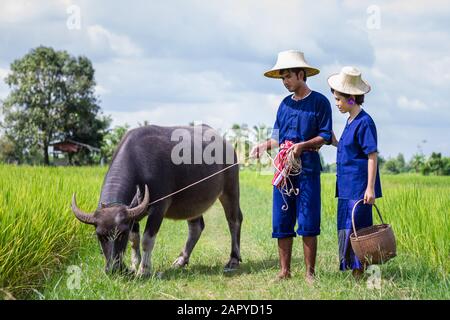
[{"xmin": 351, "ymin": 199, "xmax": 384, "ymax": 239}]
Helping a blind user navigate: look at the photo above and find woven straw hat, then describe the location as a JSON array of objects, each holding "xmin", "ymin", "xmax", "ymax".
[
  {"xmin": 264, "ymin": 50, "xmax": 320, "ymax": 79},
  {"xmin": 327, "ymin": 66, "xmax": 371, "ymax": 95}
]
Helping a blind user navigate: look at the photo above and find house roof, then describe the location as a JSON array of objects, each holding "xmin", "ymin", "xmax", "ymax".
[{"xmin": 50, "ymin": 139, "xmax": 100, "ymax": 153}]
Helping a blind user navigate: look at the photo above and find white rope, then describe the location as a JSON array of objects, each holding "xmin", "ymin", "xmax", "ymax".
[
  {"xmin": 146, "ymin": 147, "xmax": 301, "ymax": 211},
  {"xmin": 265, "ymin": 146, "xmax": 302, "ymax": 211},
  {"xmin": 148, "ymin": 161, "xmax": 242, "ymax": 206}
]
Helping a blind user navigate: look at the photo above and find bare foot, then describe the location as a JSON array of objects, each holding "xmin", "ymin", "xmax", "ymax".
[
  {"xmin": 352, "ymin": 269, "xmax": 364, "ymax": 280},
  {"xmin": 278, "ymin": 271, "xmax": 291, "ymax": 279},
  {"xmin": 305, "ymin": 273, "xmax": 315, "ymax": 286},
  {"xmin": 272, "ymin": 271, "xmax": 291, "ymax": 283}
]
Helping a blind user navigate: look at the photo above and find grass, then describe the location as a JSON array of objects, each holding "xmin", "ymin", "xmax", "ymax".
[
  {"xmin": 0, "ymin": 165, "xmax": 449, "ymax": 299},
  {"xmin": 0, "ymin": 164, "xmax": 107, "ymax": 297}
]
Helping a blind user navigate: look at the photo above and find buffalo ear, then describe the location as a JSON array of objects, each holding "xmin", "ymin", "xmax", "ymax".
[{"xmin": 101, "ymin": 202, "xmax": 107, "ymax": 209}]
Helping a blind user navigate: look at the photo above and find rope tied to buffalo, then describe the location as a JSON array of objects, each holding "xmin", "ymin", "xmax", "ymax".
[{"xmin": 127, "ymin": 141, "xmax": 301, "ymax": 212}]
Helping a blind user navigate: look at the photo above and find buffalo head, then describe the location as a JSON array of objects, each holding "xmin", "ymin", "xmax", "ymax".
[{"xmin": 71, "ymin": 185, "xmax": 150, "ymax": 274}]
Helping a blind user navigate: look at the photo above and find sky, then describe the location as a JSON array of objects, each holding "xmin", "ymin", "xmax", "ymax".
[{"xmin": 0, "ymin": 0, "xmax": 449, "ymax": 163}]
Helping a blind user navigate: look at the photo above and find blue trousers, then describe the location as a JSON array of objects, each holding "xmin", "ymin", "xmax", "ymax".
[
  {"xmin": 337, "ymin": 199, "xmax": 373, "ymax": 270},
  {"xmin": 272, "ymin": 173, "xmax": 321, "ymax": 238}
]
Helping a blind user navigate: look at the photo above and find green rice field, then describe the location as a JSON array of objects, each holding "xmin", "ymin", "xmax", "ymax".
[{"xmin": 0, "ymin": 164, "xmax": 449, "ymax": 299}]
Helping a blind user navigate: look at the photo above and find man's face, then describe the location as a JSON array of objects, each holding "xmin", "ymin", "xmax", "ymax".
[{"xmin": 280, "ymin": 70, "xmax": 303, "ymax": 92}]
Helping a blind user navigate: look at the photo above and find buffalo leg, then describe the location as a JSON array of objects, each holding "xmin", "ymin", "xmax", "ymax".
[
  {"xmin": 129, "ymin": 222, "xmax": 141, "ymax": 272},
  {"xmin": 219, "ymin": 192, "xmax": 243, "ymax": 270},
  {"xmin": 136, "ymin": 203, "xmax": 167, "ymax": 277},
  {"xmin": 172, "ymin": 216, "xmax": 205, "ymax": 268},
  {"xmin": 129, "ymin": 187, "xmax": 143, "ymax": 273}
]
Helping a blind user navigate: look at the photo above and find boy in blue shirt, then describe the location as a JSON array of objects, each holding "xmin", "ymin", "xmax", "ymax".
[
  {"xmin": 328, "ymin": 66, "xmax": 382, "ymax": 278},
  {"xmin": 251, "ymin": 50, "xmax": 332, "ymax": 283}
]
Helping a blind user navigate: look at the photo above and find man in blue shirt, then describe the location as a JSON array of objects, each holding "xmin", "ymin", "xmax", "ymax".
[{"xmin": 251, "ymin": 50, "xmax": 332, "ymax": 283}]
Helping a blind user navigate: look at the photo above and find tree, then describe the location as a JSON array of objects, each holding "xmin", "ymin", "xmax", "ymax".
[
  {"xmin": 252, "ymin": 124, "xmax": 270, "ymax": 142},
  {"xmin": 383, "ymin": 157, "xmax": 400, "ymax": 174},
  {"xmin": 377, "ymin": 154, "xmax": 385, "ymax": 165},
  {"xmin": 409, "ymin": 153, "xmax": 425, "ymax": 173},
  {"xmin": 138, "ymin": 120, "xmax": 150, "ymax": 127},
  {"xmin": 0, "ymin": 134, "xmax": 17, "ymax": 163},
  {"xmin": 382, "ymin": 153, "xmax": 408, "ymax": 174},
  {"xmin": 252, "ymin": 124, "xmax": 271, "ymax": 171},
  {"xmin": 377, "ymin": 154, "xmax": 386, "ymax": 171},
  {"xmin": 1, "ymin": 46, "xmax": 110, "ymax": 165},
  {"xmin": 444, "ymin": 157, "xmax": 450, "ymax": 176},
  {"xmin": 229, "ymin": 123, "xmax": 250, "ymax": 165},
  {"xmin": 422, "ymin": 152, "xmax": 446, "ymax": 176},
  {"xmin": 396, "ymin": 153, "xmax": 407, "ymax": 172},
  {"xmin": 101, "ymin": 124, "xmax": 130, "ymax": 164}
]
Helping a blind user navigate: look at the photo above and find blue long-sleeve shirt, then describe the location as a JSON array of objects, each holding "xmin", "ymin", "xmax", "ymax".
[{"xmin": 271, "ymin": 91, "xmax": 333, "ymax": 174}]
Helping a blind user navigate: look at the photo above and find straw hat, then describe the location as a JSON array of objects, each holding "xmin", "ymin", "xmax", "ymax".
[
  {"xmin": 264, "ymin": 50, "xmax": 320, "ymax": 79},
  {"xmin": 327, "ymin": 66, "xmax": 371, "ymax": 95}
]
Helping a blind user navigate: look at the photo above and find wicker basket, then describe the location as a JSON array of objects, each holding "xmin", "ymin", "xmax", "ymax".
[{"xmin": 350, "ymin": 199, "xmax": 396, "ymax": 265}]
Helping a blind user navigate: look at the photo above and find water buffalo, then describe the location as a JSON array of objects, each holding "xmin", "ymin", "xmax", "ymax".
[{"xmin": 71, "ymin": 124, "xmax": 243, "ymax": 276}]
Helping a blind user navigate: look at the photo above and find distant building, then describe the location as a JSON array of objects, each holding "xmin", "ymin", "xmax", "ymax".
[{"xmin": 49, "ymin": 139, "xmax": 102, "ymax": 165}]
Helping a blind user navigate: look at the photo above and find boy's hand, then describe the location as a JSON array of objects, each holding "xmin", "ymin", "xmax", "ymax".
[
  {"xmin": 364, "ymin": 187, "xmax": 375, "ymax": 205},
  {"xmin": 331, "ymin": 131, "xmax": 338, "ymax": 147}
]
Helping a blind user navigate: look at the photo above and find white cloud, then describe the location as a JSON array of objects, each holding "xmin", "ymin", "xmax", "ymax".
[
  {"xmin": 87, "ymin": 25, "xmax": 142, "ymax": 57},
  {"xmin": 93, "ymin": 56, "xmax": 240, "ymax": 109},
  {"xmin": 0, "ymin": 67, "xmax": 10, "ymax": 99},
  {"xmin": 94, "ymin": 84, "xmax": 109, "ymax": 96},
  {"xmin": 0, "ymin": 68, "xmax": 9, "ymax": 80},
  {"xmin": 381, "ymin": 0, "xmax": 450, "ymax": 16},
  {"xmin": 0, "ymin": 0, "xmax": 48, "ymax": 23},
  {"xmin": 107, "ymin": 91, "xmax": 282, "ymax": 130},
  {"xmin": 0, "ymin": 0, "xmax": 449, "ymax": 161},
  {"xmin": 0, "ymin": 0, "xmax": 74, "ymax": 25},
  {"xmin": 397, "ymin": 96, "xmax": 428, "ymax": 111}
]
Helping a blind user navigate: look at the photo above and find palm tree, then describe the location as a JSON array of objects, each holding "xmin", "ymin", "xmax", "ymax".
[
  {"xmin": 230, "ymin": 123, "xmax": 250, "ymax": 166},
  {"xmin": 410, "ymin": 153, "xmax": 425, "ymax": 173},
  {"xmin": 138, "ymin": 120, "xmax": 150, "ymax": 127}
]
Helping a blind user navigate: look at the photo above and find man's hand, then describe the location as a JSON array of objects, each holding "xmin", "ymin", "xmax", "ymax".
[
  {"xmin": 251, "ymin": 139, "xmax": 279, "ymax": 159},
  {"xmin": 292, "ymin": 143, "xmax": 305, "ymax": 158},
  {"xmin": 292, "ymin": 141, "xmax": 323, "ymax": 157},
  {"xmin": 250, "ymin": 144, "xmax": 265, "ymax": 159}
]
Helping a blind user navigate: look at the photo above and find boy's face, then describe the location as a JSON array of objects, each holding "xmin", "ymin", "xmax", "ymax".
[
  {"xmin": 333, "ymin": 91, "xmax": 353, "ymax": 114},
  {"xmin": 280, "ymin": 70, "xmax": 303, "ymax": 92}
]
